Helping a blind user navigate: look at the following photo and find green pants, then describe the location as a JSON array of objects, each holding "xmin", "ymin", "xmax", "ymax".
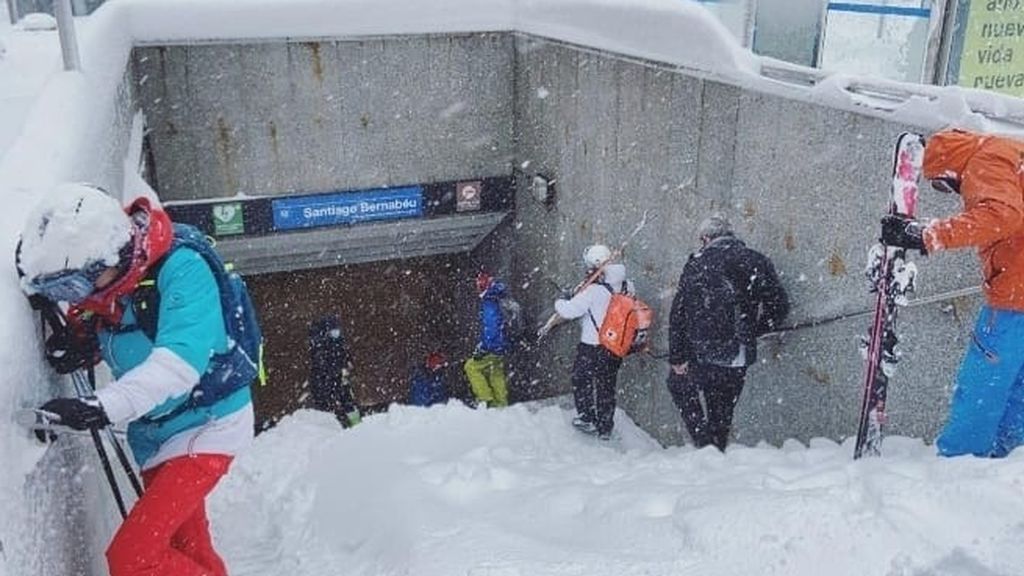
[{"xmin": 464, "ymin": 353, "xmax": 508, "ymax": 407}]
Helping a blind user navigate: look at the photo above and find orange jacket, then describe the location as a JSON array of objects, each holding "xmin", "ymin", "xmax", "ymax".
[{"xmin": 922, "ymin": 130, "xmax": 1024, "ymax": 311}]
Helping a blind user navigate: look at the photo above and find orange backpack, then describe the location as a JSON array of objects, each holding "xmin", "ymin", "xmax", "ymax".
[{"xmin": 592, "ymin": 283, "xmax": 654, "ymax": 358}]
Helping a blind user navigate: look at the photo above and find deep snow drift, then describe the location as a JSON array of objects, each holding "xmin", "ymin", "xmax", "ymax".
[{"xmin": 212, "ymin": 403, "xmax": 1024, "ymax": 576}]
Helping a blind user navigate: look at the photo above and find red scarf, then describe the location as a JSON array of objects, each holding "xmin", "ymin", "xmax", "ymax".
[{"xmin": 74, "ymin": 198, "xmax": 173, "ymax": 325}]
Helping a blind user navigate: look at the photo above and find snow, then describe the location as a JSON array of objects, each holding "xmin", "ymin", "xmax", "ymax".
[
  {"xmin": 515, "ymin": 0, "xmax": 757, "ymax": 76},
  {"xmin": 214, "ymin": 404, "xmax": 1024, "ymax": 576},
  {"xmin": 16, "ymin": 13, "xmax": 56, "ymax": 32},
  {"xmin": 17, "ymin": 183, "xmax": 133, "ymax": 282}
]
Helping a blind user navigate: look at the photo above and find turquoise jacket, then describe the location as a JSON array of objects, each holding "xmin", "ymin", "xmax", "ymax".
[{"xmin": 98, "ymin": 248, "xmax": 252, "ymax": 466}]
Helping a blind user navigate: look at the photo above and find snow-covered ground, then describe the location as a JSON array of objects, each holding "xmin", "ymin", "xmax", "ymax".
[{"xmin": 215, "ymin": 403, "xmax": 1024, "ymax": 576}]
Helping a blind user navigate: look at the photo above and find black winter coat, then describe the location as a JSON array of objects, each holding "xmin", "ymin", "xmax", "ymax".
[
  {"xmin": 669, "ymin": 236, "xmax": 789, "ymax": 367},
  {"xmin": 308, "ymin": 317, "xmax": 354, "ymax": 408}
]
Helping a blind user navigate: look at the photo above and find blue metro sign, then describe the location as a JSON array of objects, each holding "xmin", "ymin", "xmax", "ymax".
[{"xmin": 271, "ymin": 186, "xmax": 423, "ymax": 231}]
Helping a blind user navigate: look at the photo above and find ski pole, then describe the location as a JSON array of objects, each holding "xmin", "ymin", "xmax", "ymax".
[
  {"xmin": 73, "ymin": 370, "xmax": 144, "ymax": 498},
  {"xmin": 67, "ymin": 371, "xmax": 131, "ymax": 517},
  {"xmin": 42, "ymin": 303, "xmax": 144, "ymax": 497},
  {"xmin": 88, "ymin": 424, "xmax": 129, "ymax": 518}
]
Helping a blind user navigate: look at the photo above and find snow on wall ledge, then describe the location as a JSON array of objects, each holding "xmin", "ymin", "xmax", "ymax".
[
  {"xmin": 514, "ymin": 0, "xmax": 757, "ymax": 78},
  {"xmin": 118, "ymin": 0, "xmax": 1024, "ymax": 135},
  {"xmin": 121, "ymin": 0, "xmax": 758, "ymax": 80}
]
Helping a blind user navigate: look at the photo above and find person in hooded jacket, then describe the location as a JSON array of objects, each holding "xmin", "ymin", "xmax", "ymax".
[
  {"xmin": 464, "ymin": 272, "xmax": 511, "ymax": 407},
  {"xmin": 668, "ymin": 215, "xmax": 788, "ymax": 451},
  {"xmin": 553, "ymin": 245, "xmax": 633, "ymax": 439},
  {"xmin": 409, "ymin": 351, "xmax": 450, "ymax": 407},
  {"xmin": 308, "ymin": 315, "xmax": 361, "ymax": 427},
  {"xmin": 882, "ymin": 128, "xmax": 1024, "ymax": 458},
  {"xmin": 18, "ymin": 183, "xmax": 254, "ymax": 576}
]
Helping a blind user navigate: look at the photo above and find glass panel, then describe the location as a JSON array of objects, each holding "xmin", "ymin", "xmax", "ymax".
[
  {"xmin": 15, "ymin": 0, "xmax": 107, "ymax": 17},
  {"xmin": 695, "ymin": 0, "xmax": 753, "ymax": 45},
  {"xmin": 753, "ymin": 0, "xmax": 825, "ymax": 66},
  {"xmin": 819, "ymin": 1, "xmax": 934, "ymax": 82}
]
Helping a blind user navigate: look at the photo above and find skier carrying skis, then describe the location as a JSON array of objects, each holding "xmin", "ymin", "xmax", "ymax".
[
  {"xmin": 17, "ymin": 183, "xmax": 256, "ymax": 576},
  {"xmin": 667, "ymin": 214, "xmax": 788, "ymax": 451},
  {"xmin": 464, "ymin": 271, "xmax": 511, "ymax": 407},
  {"xmin": 308, "ymin": 315, "xmax": 361, "ymax": 427},
  {"xmin": 882, "ymin": 128, "xmax": 1024, "ymax": 458},
  {"xmin": 553, "ymin": 245, "xmax": 633, "ymax": 439}
]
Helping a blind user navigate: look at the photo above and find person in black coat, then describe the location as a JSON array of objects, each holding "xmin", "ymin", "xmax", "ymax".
[
  {"xmin": 308, "ymin": 315, "xmax": 361, "ymax": 427},
  {"xmin": 667, "ymin": 214, "xmax": 789, "ymax": 451}
]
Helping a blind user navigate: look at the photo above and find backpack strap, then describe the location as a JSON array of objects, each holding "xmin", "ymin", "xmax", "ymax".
[
  {"xmin": 120, "ymin": 250, "xmax": 172, "ymax": 341},
  {"xmin": 587, "ymin": 283, "xmax": 616, "ymax": 331}
]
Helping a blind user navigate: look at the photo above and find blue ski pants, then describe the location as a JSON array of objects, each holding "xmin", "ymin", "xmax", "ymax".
[{"xmin": 936, "ymin": 305, "xmax": 1024, "ymax": 458}]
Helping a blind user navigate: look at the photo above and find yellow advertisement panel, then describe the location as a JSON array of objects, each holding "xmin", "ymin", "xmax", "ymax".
[{"xmin": 958, "ymin": 0, "xmax": 1024, "ymax": 97}]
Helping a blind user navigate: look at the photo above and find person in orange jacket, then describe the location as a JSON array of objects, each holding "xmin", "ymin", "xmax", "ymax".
[{"xmin": 882, "ymin": 128, "xmax": 1024, "ymax": 457}]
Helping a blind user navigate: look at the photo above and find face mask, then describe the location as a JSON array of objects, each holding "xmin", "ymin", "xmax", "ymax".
[{"xmin": 931, "ymin": 177, "xmax": 961, "ymax": 195}]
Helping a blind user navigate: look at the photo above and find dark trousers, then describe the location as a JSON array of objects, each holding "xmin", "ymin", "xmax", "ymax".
[
  {"xmin": 312, "ymin": 382, "xmax": 359, "ymax": 428},
  {"xmin": 572, "ymin": 343, "xmax": 623, "ymax": 435},
  {"xmin": 667, "ymin": 363, "xmax": 746, "ymax": 451}
]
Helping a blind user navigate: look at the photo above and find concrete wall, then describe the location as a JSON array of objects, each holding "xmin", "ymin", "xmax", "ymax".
[
  {"xmin": 511, "ymin": 35, "xmax": 980, "ymax": 447},
  {"xmin": 133, "ymin": 33, "xmax": 514, "ymax": 201}
]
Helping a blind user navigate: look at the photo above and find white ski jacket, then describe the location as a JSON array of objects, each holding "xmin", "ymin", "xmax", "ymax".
[{"xmin": 554, "ymin": 264, "xmax": 633, "ymax": 346}]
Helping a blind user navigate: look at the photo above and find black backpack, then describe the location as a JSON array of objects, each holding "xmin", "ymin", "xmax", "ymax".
[{"xmin": 499, "ymin": 295, "xmax": 531, "ymax": 345}]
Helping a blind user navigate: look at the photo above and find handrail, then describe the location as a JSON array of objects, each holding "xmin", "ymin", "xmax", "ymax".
[
  {"xmin": 54, "ymin": 0, "xmax": 81, "ymax": 71},
  {"xmin": 759, "ymin": 60, "xmax": 1024, "ymax": 129}
]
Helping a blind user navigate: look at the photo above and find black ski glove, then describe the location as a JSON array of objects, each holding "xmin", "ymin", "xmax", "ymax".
[
  {"xmin": 44, "ymin": 328, "xmax": 99, "ymax": 375},
  {"xmin": 880, "ymin": 214, "xmax": 928, "ymax": 254},
  {"xmin": 39, "ymin": 397, "xmax": 110, "ymax": 431}
]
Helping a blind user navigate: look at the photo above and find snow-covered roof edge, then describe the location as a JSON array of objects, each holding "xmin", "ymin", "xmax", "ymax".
[
  {"xmin": 120, "ymin": 0, "xmax": 758, "ymax": 80},
  {"xmin": 115, "ymin": 0, "xmax": 1024, "ymax": 135}
]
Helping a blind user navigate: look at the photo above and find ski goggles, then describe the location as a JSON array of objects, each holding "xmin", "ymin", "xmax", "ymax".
[
  {"xmin": 27, "ymin": 261, "xmax": 108, "ymax": 304},
  {"xmin": 930, "ymin": 177, "xmax": 961, "ymax": 195}
]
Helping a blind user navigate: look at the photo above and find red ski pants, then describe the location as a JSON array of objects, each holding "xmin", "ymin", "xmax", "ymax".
[{"xmin": 106, "ymin": 454, "xmax": 233, "ymax": 576}]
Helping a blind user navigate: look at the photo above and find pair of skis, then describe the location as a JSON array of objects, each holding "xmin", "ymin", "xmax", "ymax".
[{"xmin": 854, "ymin": 132, "xmax": 926, "ymax": 459}]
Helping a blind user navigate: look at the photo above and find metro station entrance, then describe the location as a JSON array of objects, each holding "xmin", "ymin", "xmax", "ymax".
[{"xmin": 246, "ymin": 252, "xmax": 484, "ymax": 429}]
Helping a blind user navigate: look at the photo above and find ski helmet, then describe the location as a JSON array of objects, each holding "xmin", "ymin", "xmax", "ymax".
[
  {"xmin": 310, "ymin": 315, "xmax": 344, "ymax": 342},
  {"xmin": 76, "ymin": 197, "xmax": 174, "ymax": 320},
  {"xmin": 425, "ymin": 351, "xmax": 448, "ymax": 372},
  {"xmin": 19, "ymin": 183, "xmax": 133, "ymax": 302},
  {"xmin": 583, "ymin": 244, "xmax": 612, "ymax": 269},
  {"xmin": 476, "ymin": 271, "xmax": 494, "ymax": 294}
]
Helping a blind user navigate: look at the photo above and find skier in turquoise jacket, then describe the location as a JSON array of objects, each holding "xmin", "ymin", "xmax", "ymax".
[{"xmin": 19, "ymin": 183, "xmax": 253, "ymax": 576}]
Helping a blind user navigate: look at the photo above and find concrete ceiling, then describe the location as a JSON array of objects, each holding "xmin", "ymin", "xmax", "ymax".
[{"xmin": 214, "ymin": 211, "xmax": 509, "ymax": 275}]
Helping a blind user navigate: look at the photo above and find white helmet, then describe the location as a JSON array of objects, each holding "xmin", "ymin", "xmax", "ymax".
[
  {"xmin": 583, "ymin": 244, "xmax": 612, "ymax": 269},
  {"xmin": 18, "ymin": 183, "xmax": 132, "ymax": 284}
]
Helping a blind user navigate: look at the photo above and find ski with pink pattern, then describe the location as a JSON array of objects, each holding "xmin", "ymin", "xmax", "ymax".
[{"xmin": 854, "ymin": 132, "xmax": 925, "ymax": 459}]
